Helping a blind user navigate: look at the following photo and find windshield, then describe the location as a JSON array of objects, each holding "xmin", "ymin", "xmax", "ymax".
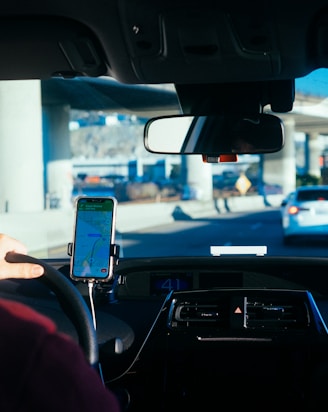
[{"xmin": 3, "ymin": 69, "xmax": 328, "ymax": 259}]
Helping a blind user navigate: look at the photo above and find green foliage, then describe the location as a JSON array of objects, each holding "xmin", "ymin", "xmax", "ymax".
[{"xmin": 296, "ymin": 174, "xmax": 322, "ymax": 187}]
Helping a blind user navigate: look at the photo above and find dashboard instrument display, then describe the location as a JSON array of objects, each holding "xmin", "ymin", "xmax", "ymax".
[{"xmin": 150, "ymin": 273, "xmax": 193, "ymax": 296}]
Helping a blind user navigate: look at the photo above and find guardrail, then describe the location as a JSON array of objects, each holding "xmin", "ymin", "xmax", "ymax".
[{"xmin": 0, "ymin": 194, "xmax": 284, "ymax": 255}]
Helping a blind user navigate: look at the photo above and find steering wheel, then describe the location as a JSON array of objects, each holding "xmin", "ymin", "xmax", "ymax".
[{"xmin": 5, "ymin": 252, "xmax": 98, "ymax": 368}]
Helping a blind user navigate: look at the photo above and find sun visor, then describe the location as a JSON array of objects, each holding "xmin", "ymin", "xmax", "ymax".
[{"xmin": 0, "ymin": 17, "xmax": 108, "ymax": 80}]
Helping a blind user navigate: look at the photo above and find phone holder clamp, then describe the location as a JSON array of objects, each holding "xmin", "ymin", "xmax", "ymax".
[{"xmin": 67, "ymin": 243, "xmax": 120, "ymax": 265}]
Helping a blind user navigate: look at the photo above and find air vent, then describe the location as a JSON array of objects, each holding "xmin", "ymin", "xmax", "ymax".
[
  {"xmin": 168, "ymin": 298, "xmax": 229, "ymax": 329},
  {"xmin": 168, "ymin": 291, "xmax": 316, "ymax": 334},
  {"xmin": 246, "ymin": 297, "xmax": 310, "ymax": 330}
]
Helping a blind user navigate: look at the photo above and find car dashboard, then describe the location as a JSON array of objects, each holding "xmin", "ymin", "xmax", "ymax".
[{"xmin": 2, "ymin": 256, "xmax": 328, "ymax": 411}]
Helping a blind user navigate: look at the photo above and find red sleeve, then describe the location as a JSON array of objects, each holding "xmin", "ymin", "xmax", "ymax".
[
  {"xmin": 20, "ymin": 332, "xmax": 121, "ymax": 412},
  {"xmin": 0, "ymin": 299, "xmax": 120, "ymax": 412}
]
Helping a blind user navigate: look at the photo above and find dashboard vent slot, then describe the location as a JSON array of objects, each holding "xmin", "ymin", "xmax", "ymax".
[
  {"xmin": 168, "ymin": 292, "xmax": 313, "ymax": 333},
  {"xmin": 246, "ymin": 297, "xmax": 310, "ymax": 330},
  {"xmin": 169, "ymin": 298, "xmax": 229, "ymax": 329}
]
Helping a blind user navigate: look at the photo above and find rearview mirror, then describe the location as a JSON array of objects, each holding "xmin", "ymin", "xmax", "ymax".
[{"xmin": 144, "ymin": 114, "xmax": 284, "ymax": 155}]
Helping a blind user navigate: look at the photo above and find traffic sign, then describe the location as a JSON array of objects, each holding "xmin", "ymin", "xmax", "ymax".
[{"xmin": 235, "ymin": 173, "xmax": 251, "ymax": 195}]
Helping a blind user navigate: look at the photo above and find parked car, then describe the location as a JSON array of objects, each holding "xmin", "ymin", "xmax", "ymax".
[
  {"xmin": 3, "ymin": 2, "xmax": 328, "ymax": 411},
  {"xmin": 282, "ymin": 186, "xmax": 328, "ymax": 244}
]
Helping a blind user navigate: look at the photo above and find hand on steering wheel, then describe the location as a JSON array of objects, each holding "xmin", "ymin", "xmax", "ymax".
[{"xmin": 5, "ymin": 252, "xmax": 98, "ymax": 367}]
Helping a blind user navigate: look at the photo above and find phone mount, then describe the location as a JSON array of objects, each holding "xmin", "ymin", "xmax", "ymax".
[{"xmin": 67, "ymin": 242, "xmax": 120, "ymax": 266}]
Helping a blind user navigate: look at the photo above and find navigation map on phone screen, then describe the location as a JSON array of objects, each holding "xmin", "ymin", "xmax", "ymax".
[{"xmin": 71, "ymin": 196, "xmax": 117, "ymax": 281}]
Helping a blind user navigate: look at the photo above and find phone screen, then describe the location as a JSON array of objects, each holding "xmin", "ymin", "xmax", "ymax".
[{"xmin": 70, "ymin": 196, "xmax": 117, "ymax": 281}]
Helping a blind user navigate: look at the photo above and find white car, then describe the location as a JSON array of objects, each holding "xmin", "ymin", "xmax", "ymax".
[
  {"xmin": 280, "ymin": 191, "xmax": 295, "ymax": 220},
  {"xmin": 282, "ymin": 186, "xmax": 328, "ymax": 244}
]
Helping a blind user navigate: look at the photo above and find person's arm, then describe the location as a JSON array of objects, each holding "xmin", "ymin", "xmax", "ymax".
[
  {"xmin": 21, "ymin": 329, "xmax": 121, "ymax": 411},
  {"xmin": 0, "ymin": 234, "xmax": 121, "ymax": 411},
  {"xmin": 0, "ymin": 233, "xmax": 44, "ymax": 279},
  {"xmin": 0, "ymin": 298, "xmax": 121, "ymax": 412}
]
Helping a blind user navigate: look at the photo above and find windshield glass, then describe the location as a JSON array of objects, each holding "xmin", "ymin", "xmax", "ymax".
[{"xmin": 3, "ymin": 69, "xmax": 328, "ymax": 259}]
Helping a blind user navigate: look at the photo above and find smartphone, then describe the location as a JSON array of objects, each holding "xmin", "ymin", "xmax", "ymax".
[{"xmin": 70, "ymin": 196, "xmax": 117, "ymax": 282}]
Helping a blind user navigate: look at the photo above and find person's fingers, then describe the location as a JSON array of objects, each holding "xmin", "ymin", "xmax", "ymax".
[
  {"xmin": 11, "ymin": 245, "xmax": 28, "ymax": 255},
  {"xmin": 0, "ymin": 262, "xmax": 44, "ymax": 280},
  {"xmin": 0, "ymin": 234, "xmax": 44, "ymax": 279},
  {"xmin": 0, "ymin": 234, "xmax": 27, "ymax": 259}
]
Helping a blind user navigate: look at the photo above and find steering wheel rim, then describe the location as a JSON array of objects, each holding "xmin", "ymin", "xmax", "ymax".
[{"xmin": 5, "ymin": 252, "xmax": 98, "ymax": 367}]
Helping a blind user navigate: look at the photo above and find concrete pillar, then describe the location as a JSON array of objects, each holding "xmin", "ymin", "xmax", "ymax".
[
  {"xmin": 263, "ymin": 117, "xmax": 296, "ymax": 196},
  {"xmin": 307, "ymin": 132, "xmax": 323, "ymax": 178},
  {"xmin": 0, "ymin": 80, "xmax": 44, "ymax": 213},
  {"xmin": 185, "ymin": 155, "xmax": 213, "ymax": 201},
  {"xmin": 43, "ymin": 105, "xmax": 71, "ymax": 160},
  {"xmin": 43, "ymin": 105, "xmax": 73, "ymax": 209}
]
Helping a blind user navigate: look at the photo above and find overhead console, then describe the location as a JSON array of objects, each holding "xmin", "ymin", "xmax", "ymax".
[{"xmin": 117, "ymin": 0, "xmax": 326, "ymax": 84}]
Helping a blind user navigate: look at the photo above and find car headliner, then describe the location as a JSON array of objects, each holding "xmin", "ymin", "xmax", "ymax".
[{"xmin": 0, "ymin": 1, "xmax": 327, "ymax": 86}]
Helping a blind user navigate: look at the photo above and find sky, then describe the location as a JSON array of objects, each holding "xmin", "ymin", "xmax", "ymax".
[{"xmin": 296, "ymin": 68, "xmax": 328, "ymax": 97}]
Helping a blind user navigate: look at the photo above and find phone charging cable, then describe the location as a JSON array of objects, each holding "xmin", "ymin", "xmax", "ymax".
[{"xmin": 87, "ymin": 280, "xmax": 105, "ymax": 384}]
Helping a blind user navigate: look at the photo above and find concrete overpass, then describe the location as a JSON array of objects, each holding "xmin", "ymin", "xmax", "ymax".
[
  {"xmin": 264, "ymin": 70, "xmax": 328, "ymax": 196},
  {"xmin": 0, "ymin": 74, "xmax": 327, "ymax": 254},
  {"xmin": 0, "ymin": 74, "xmax": 327, "ymax": 212}
]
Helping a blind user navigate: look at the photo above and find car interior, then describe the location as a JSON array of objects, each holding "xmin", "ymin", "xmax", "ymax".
[{"xmin": 2, "ymin": 1, "xmax": 328, "ymax": 411}]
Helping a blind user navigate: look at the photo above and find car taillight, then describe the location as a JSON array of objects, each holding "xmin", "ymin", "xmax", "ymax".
[
  {"xmin": 288, "ymin": 205, "xmax": 299, "ymax": 215},
  {"xmin": 288, "ymin": 205, "xmax": 308, "ymax": 215}
]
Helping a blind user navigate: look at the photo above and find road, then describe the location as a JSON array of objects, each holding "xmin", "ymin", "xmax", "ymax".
[
  {"xmin": 50, "ymin": 206, "xmax": 328, "ymax": 259},
  {"xmin": 120, "ymin": 207, "xmax": 328, "ymax": 258}
]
